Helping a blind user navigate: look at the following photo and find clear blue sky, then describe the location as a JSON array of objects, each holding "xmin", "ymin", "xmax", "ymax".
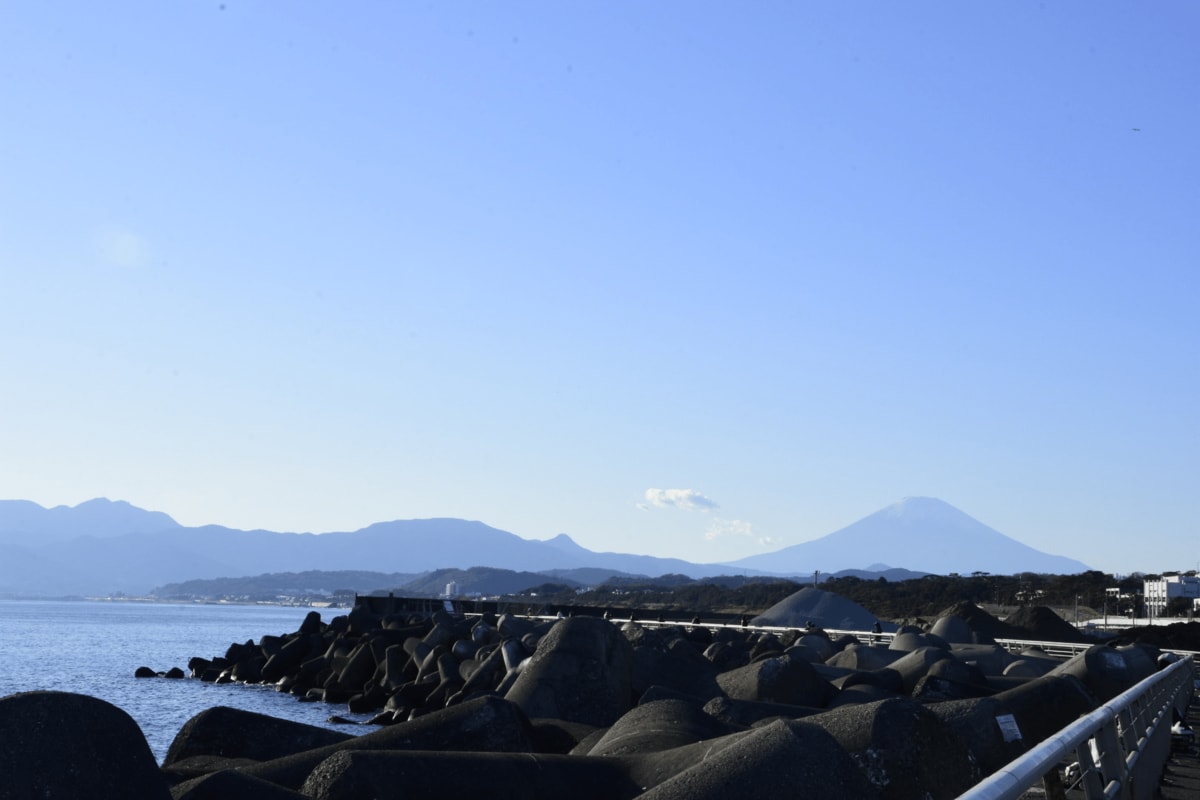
[{"xmin": 2, "ymin": 3, "xmax": 1196, "ymax": 576}]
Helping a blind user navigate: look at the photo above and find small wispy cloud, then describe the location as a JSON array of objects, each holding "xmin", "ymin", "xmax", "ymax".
[
  {"xmin": 640, "ymin": 488, "xmax": 719, "ymax": 512},
  {"xmin": 704, "ymin": 518, "xmax": 753, "ymax": 541},
  {"xmin": 703, "ymin": 519, "xmax": 779, "ymax": 549}
]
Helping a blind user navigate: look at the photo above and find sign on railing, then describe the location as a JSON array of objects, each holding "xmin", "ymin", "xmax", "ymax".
[{"xmin": 956, "ymin": 656, "xmax": 1193, "ymax": 800}]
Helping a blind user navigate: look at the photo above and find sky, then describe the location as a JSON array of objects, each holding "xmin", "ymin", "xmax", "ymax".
[{"xmin": 1, "ymin": 2, "xmax": 1197, "ymax": 577}]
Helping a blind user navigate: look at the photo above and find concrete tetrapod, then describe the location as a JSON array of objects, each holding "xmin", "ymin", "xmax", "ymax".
[
  {"xmin": 301, "ymin": 750, "xmax": 642, "ymax": 800},
  {"xmin": 715, "ymin": 652, "xmax": 837, "ymax": 707},
  {"xmin": 926, "ymin": 672, "xmax": 1098, "ymax": 779},
  {"xmin": 804, "ymin": 695, "xmax": 980, "ymax": 800},
  {"xmin": 504, "ymin": 615, "xmax": 635, "ymax": 727},
  {"xmin": 170, "ymin": 768, "xmax": 310, "ymax": 800},
  {"xmin": 237, "ymin": 694, "xmax": 535, "ymax": 790},
  {"xmin": 634, "ymin": 718, "xmax": 882, "ymax": 800},
  {"xmin": 584, "ymin": 698, "xmax": 739, "ymax": 757},
  {"xmin": 0, "ymin": 691, "xmax": 171, "ymax": 800},
  {"xmin": 163, "ymin": 705, "xmax": 354, "ymax": 772}
]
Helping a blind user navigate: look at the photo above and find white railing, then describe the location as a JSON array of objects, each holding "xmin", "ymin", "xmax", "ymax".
[{"xmin": 956, "ymin": 655, "xmax": 1194, "ymax": 800}]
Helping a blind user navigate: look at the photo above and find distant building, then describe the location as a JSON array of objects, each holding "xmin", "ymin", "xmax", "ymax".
[
  {"xmin": 1142, "ymin": 574, "xmax": 1200, "ymax": 617},
  {"xmin": 444, "ymin": 581, "xmax": 458, "ymax": 598}
]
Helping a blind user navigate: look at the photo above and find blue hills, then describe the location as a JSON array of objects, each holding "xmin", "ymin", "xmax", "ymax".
[{"xmin": 0, "ymin": 496, "xmax": 1089, "ymax": 597}]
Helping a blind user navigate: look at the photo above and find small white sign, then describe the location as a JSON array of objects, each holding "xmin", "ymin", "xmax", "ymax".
[{"xmin": 996, "ymin": 714, "xmax": 1023, "ymax": 742}]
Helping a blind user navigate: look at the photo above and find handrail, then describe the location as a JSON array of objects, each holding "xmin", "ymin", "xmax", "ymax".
[
  {"xmin": 440, "ymin": 601, "xmax": 1200, "ymax": 668},
  {"xmin": 955, "ymin": 656, "xmax": 1194, "ymax": 800}
]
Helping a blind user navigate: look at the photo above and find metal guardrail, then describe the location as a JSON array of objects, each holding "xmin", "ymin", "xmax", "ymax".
[{"xmin": 956, "ymin": 655, "xmax": 1194, "ymax": 800}]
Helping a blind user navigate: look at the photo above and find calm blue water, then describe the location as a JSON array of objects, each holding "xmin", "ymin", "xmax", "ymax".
[{"xmin": 0, "ymin": 600, "xmax": 373, "ymax": 763}]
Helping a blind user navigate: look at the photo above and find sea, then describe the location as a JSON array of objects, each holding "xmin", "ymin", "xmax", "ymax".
[{"xmin": 0, "ymin": 599, "xmax": 374, "ymax": 764}]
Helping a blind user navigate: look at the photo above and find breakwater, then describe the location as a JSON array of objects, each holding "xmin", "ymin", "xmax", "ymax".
[{"xmin": 2, "ymin": 596, "xmax": 1195, "ymax": 799}]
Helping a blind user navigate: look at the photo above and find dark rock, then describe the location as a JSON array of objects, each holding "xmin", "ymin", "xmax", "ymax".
[
  {"xmin": 170, "ymin": 768, "xmax": 309, "ymax": 800},
  {"xmin": 911, "ymin": 673, "xmax": 994, "ymax": 701},
  {"xmin": 261, "ymin": 633, "xmax": 317, "ymax": 683},
  {"xmin": 163, "ymin": 705, "xmax": 354, "ymax": 768},
  {"xmin": 825, "ymin": 642, "xmax": 903, "ymax": 671},
  {"xmin": 794, "ymin": 632, "xmax": 836, "ymax": 661},
  {"xmin": 458, "ymin": 641, "xmax": 506, "ymax": 694},
  {"xmin": 587, "ymin": 699, "xmax": 735, "ymax": 757},
  {"xmin": 929, "ymin": 614, "xmax": 975, "ymax": 644},
  {"xmin": 702, "ymin": 695, "xmax": 821, "ymax": 727},
  {"xmin": 927, "ymin": 673, "xmax": 1098, "ymax": 777},
  {"xmin": 300, "ymin": 750, "xmax": 641, "ymax": 800},
  {"xmin": 748, "ymin": 632, "xmax": 786, "ymax": 661},
  {"xmin": 240, "ymin": 694, "xmax": 535, "ymax": 790},
  {"xmin": 224, "ymin": 639, "xmax": 257, "ymax": 663},
  {"xmin": 829, "ymin": 667, "xmax": 904, "ymax": 694},
  {"xmin": 623, "ymin": 623, "xmax": 722, "ymax": 701},
  {"xmin": 505, "ymin": 616, "xmax": 635, "ymax": 727},
  {"xmin": 259, "ymin": 634, "xmax": 285, "ymax": 659},
  {"xmin": 1047, "ymin": 643, "xmax": 1158, "ymax": 703},
  {"xmin": 299, "ymin": 610, "xmax": 323, "ymax": 635},
  {"xmin": 880, "ymin": 646, "xmax": 954, "ymax": 694},
  {"xmin": 716, "ymin": 653, "xmax": 836, "ymax": 707},
  {"xmin": 633, "ymin": 718, "xmax": 881, "ymax": 800},
  {"xmin": 334, "ymin": 640, "xmax": 376, "ymax": 690},
  {"xmin": 889, "ymin": 630, "xmax": 946, "ymax": 652},
  {"xmin": 701, "ymin": 640, "xmax": 749, "ymax": 672},
  {"xmin": 164, "ymin": 666, "xmax": 186, "ymax": 679},
  {"xmin": 345, "ymin": 604, "xmax": 378, "ymax": 636},
  {"xmin": 160, "ymin": 755, "xmax": 262, "ymax": 783},
  {"xmin": 1002, "ymin": 657, "xmax": 1055, "ymax": 678},
  {"xmin": 930, "ymin": 601, "xmax": 1014, "ymax": 643},
  {"xmin": 0, "ymin": 691, "xmax": 170, "ymax": 800},
  {"xmin": 922, "ymin": 654, "xmax": 992, "ymax": 693},
  {"xmin": 826, "ymin": 682, "xmax": 902, "ymax": 708},
  {"xmin": 187, "ymin": 656, "xmax": 213, "ymax": 677},
  {"xmin": 346, "ymin": 684, "xmax": 386, "ymax": 713},
  {"xmin": 805, "ymin": 696, "xmax": 980, "ymax": 799},
  {"xmin": 135, "ymin": 665, "xmax": 158, "ymax": 678},
  {"xmin": 947, "ymin": 643, "xmax": 1013, "ymax": 676},
  {"xmin": 527, "ymin": 717, "xmax": 599, "ymax": 754},
  {"xmin": 229, "ymin": 655, "xmax": 265, "ymax": 683}
]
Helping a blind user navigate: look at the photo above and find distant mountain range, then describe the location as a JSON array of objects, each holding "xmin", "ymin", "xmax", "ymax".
[
  {"xmin": 728, "ymin": 497, "xmax": 1090, "ymax": 577},
  {"xmin": 0, "ymin": 496, "xmax": 1090, "ymax": 597}
]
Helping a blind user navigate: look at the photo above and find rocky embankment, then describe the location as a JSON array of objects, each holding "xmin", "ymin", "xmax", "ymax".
[{"xmin": 1, "ymin": 599, "xmax": 1194, "ymax": 800}]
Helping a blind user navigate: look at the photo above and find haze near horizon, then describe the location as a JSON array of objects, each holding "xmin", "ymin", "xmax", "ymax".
[{"xmin": 1, "ymin": 4, "xmax": 1196, "ymax": 577}]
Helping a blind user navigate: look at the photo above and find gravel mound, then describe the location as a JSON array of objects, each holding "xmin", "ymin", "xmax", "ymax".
[
  {"xmin": 932, "ymin": 601, "xmax": 1016, "ymax": 643},
  {"xmin": 1111, "ymin": 621, "xmax": 1200, "ymax": 651},
  {"xmin": 1002, "ymin": 606, "xmax": 1091, "ymax": 644},
  {"xmin": 750, "ymin": 587, "xmax": 888, "ymax": 631}
]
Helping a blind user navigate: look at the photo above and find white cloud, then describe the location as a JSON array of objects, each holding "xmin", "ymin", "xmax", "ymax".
[
  {"xmin": 641, "ymin": 488, "xmax": 719, "ymax": 512},
  {"xmin": 704, "ymin": 518, "xmax": 753, "ymax": 541}
]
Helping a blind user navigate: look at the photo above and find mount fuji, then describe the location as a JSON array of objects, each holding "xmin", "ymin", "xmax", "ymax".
[{"xmin": 725, "ymin": 497, "xmax": 1090, "ymax": 576}]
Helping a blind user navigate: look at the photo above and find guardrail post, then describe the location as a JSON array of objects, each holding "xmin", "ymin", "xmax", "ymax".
[
  {"xmin": 1093, "ymin": 721, "xmax": 1128, "ymax": 799},
  {"xmin": 1072, "ymin": 733, "xmax": 1105, "ymax": 798}
]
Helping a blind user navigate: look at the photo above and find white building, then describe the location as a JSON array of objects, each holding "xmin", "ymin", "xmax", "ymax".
[
  {"xmin": 1142, "ymin": 574, "xmax": 1200, "ymax": 617},
  {"xmin": 444, "ymin": 581, "xmax": 458, "ymax": 598}
]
